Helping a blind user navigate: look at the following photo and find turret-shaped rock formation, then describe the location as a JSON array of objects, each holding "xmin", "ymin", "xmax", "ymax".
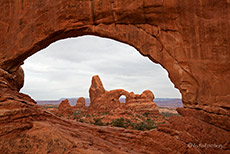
[
  {"xmin": 89, "ymin": 75, "xmax": 106, "ymax": 104},
  {"xmin": 89, "ymin": 75, "xmax": 128, "ymax": 112},
  {"xmin": 88, "ymin": 75, "xmax": 160, "ymax": 116}
]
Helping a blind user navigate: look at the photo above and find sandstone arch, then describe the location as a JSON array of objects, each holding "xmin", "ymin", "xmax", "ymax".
[
  {"xmin": 1, "ymin": 0, "xmax": 229, "ymax": 115},
  {"xmin": 0, "ymin": 0, "xmax": 229, "ymax": 153},
  {"xmin": 89, "ymin": 75, "xmax": 130, "ymax": 112}
]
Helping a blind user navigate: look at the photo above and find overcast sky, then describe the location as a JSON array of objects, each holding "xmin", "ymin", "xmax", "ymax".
[{"xmin": 20, "ymin": 35, "xmax": 181, "ymax": 100}]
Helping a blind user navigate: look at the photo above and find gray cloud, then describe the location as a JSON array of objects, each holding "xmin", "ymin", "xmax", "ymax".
[{"xmin": 20, "ymin": 35, "xmax": 181, "ymax": 100}]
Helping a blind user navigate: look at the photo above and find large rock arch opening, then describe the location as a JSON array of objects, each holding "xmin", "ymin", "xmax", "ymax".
[
  {"xmin": 20, "ymin": 35, "xmax": 181, "ymax": 101},
  {"xmin": 0, "ymin": 0, "xmax": 229, "ymax": 153},
  {"xmin": 0, "ymin": 5, "xmax": 196, "ymax": 108},
  {"xmin": 1, "ymin": 0, "xmax": 229, "ymax": 113}
]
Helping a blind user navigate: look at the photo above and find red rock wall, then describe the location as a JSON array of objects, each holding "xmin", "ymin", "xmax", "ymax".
[{"xmin": 0, "ymin": 0, "xmax": 229, "ymax": 114}]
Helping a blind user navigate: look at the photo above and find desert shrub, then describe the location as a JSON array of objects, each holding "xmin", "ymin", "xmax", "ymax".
[
  {"xmin": 134, "ymin": 122, "xmax": 146, "ymax": 131},
  {"xmin": 124, "ymin": 119, "xmax": 135, "ymax": 128},
  {"xmin": 105, "ymin": 122, "xmax": 110, "ymax": 126},
  {"xmin": 102, "ymin": 112, "xmax": 109, "ymax": 115},
  {"xmin": 143, "ymin": 112, "xmax": 149, "ymax": 117},
  {"xmin": 79, "ymin": 119, "xmax": 85, "ymax": 123},
  {"xmin": 161, "ymin": 112, "xmax": 179, "ymax": 117},
  {"xmin": 93, "ymin": 118, "xmax": 104, "ymax": 126},
  {"xmin": 41, "ymin": 105, "xmax": 58, "ymax": 109},
  {"xmin": 134, "ymin": 121, "xmax": 156, "ymax": 131},
  {"xmin": 111, "ymin": 118, "xmax": 126, "ymax": 128},
  {"xmin": 146, "ymin": 118, "xmax": 155, "ymax": 124},
  {"xmin": 133, "ymin": 119, "xmax": 156, "ymax": 131},
  {"xmin": 58, "ymin": 114, "xmax": 63, "ymax": 117},
  {"xmin": 41, "ymin": 106, "xmax": 48, "ymax": 109},
  {"xmin": 73, "ymin": 110, "xmax": 81, "ymax": 119}
]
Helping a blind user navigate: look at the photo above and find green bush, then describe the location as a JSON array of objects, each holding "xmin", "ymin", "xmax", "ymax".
[
  {"xmin": 111, "ymin": 118, "xmax": 126, "ymax": 128},
  {"xmin": 79, "ymin": 119, "xmax": 85, "ymax": 123},
  {"xmin": 102, "ymin": 112, "xmax": 109, "ymax": 115},
  {"xmin": 73, "ymin": 110, "xmax": 81, "ymax": 119},
  {"xmin": 93, "ymin": 118, "xmax": 104, "ymax": 126},
  {"xmin": 161, "ymin": 112, "xmax": 179, "ymax": 117},
  {"xmin": 143, "ymin": 112, "xmax": 149, "ymax": 117},
  {"xmin": 134, "ymin": 120, "xmax": 157, "ymax": 131},
  {"xmin": 41, "ymin": 105, "xmax": 58, "ymax": 109},
  {"xmin": 58, "ymin": 114, "xmax": 63, "ymax": 117}
]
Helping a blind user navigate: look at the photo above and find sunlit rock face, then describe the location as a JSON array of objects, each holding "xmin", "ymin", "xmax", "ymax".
[{"xmin": 0, "ymin": 0, "xmax": 229, "ymax": 153}]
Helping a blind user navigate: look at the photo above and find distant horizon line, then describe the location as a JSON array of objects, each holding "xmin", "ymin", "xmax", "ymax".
[{"xmin": 36, "ymin": 97, "xmax": 182, "ymax": 101}]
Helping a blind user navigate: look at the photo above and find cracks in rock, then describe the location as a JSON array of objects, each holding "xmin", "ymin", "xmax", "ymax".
[
  {"xmin": 158, "ymin": 29, "xmax": 201, "ymax": 91},
  {"xmin": 0, "ymin": 123, "xmax": 33, "ymax": 138},
  {"xmin": 142, "ymin": 0, "xmax": 164, "ymax": 9},
  {"xmin": 160, "ymin": 40, "xmax": 200, "ymax": 94},
  {"xmin": 110, "ymin": 0, "xmax": 117, "ymax": 24},
  {"xmin": 130, "ymin": 24, "xmax": 163, "ymax": 63},
  {"xmin": 161, "ymin": 0, "xmax": 164, "ymax": 6},
  {"xmin": 142, "ymin": 0, "xmax": 147, "ymax": 24},
  {"xmin": 133, "ymin": 24, "xmax": 164, "ymax": 57},
  {"xmin": 153, "ymin": 30, "xmax": 201, "ymax": 102},
  {"xmin": 142, "ymin": 0, "xmax": 164, "ymax": 25},
  {"xmin": 160, "ymin": 28, "xmax": 179, "ymax": 33},
  {"xmin": 90, "ymin": 0, "xmax": 96, "ymax": 25},
  {"xmin": 185, "ymin": 106, "xmax": 230, "ymax": 117},
  {"xmin": 135, "ymin": 25, "xmax": 200, "ymax": 104},
  {"xmin": 220, "ymin": 106, "xmax": 230, "ymax": 111},
  {"xmin": 180, "ymin": 107, "xmax": 230, "ymax": 132},
  {"xmin": 136, "ymin": 25, "xmax": 156, "ymax": 37}
]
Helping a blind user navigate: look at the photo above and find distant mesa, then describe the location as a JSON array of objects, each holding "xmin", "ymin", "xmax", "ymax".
[{"xmin": 36, "ymin": 98, "xmax": 183, "ymax": 108}]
